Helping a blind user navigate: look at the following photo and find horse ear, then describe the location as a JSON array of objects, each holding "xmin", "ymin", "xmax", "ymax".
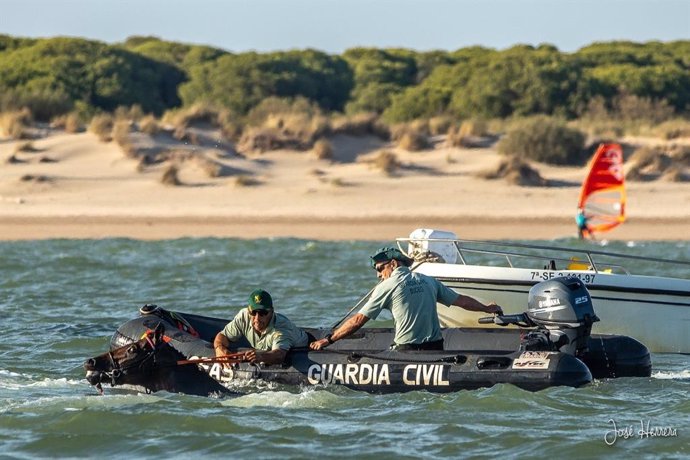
[{"xmin": 153, "ymin": 322, "xmax": 165, "ymax": 344}]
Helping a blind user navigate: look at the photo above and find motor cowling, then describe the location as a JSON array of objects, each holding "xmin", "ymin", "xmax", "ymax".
[
  {"xmin": 527, "ymin": 276, "xmax": 599, "ymax": 327},
  {"xmin": 525, "ymin": 276, "xmax": 600, "ymax": 356}
]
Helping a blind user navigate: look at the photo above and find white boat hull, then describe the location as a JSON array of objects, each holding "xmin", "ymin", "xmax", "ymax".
[{"xmin": 417, "ymin": 263, "xmax": 690, "ymax": 353}]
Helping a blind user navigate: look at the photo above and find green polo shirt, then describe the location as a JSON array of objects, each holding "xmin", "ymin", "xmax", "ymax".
[
  {"xmin": 221, "ymin": 308, "xmax": 309, "ymax": 351},
  {"xmin": 358, "ymin": 266, "xmax": 459, "ymax": 345}
]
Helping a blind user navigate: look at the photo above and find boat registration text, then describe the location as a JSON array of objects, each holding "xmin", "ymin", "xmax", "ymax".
[{"xmin": 530, "ymin": 271, "xmax": 596, "ymax": 283}]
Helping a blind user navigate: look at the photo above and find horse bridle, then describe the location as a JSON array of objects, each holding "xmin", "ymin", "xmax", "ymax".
[{"xmin": 94, "ymin": 333, "xmax": 162, "ymax": 393}]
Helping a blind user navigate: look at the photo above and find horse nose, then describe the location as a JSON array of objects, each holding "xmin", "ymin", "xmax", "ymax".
[{"xmin": 85, "ymin": 370, "xmax": 102, "ymax": 385}]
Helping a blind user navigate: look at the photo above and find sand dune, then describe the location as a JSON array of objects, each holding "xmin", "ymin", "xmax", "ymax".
[{"xmin": 1, "ymin": 129, "xmax": 689, "ymax": 241}]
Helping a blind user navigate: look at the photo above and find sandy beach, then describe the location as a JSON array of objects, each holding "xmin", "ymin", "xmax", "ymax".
[{"xmin": 1, "ymin": 130, "xmax": 689, "ymax": 241}]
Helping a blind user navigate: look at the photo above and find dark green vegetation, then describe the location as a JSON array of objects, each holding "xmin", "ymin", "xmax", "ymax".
[
  {"xmin": 1, "ymin": 35, "xmax": 689, "ymax": 167},
  {"xmin": 1, "ymin": 35, "xmax": 687, "ymax": 123},
  {"xmin": 498, "ymin": 117, "xmax": 587, "ymax": 165}
]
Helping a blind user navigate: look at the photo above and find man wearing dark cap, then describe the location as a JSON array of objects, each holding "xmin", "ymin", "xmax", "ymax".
[
  {"xmin": 310, "ymin": 247, "xmax": 503, "ymax": 351},
  {"xmin": 214, "ymin": 289, "xmax": 309, "ymax": 364}
]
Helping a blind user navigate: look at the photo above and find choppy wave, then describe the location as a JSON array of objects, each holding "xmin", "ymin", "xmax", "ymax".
[
  {"xmin": 1, "ymin": 238, "xmax": 689, "ymax": 458},
  {"xmin": 653, "ymin": 369, "xmax": 690, "ymax": 380}
]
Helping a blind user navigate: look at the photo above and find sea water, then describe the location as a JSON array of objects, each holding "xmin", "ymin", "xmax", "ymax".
[{"xmin": 0, "ymin": 238, "xmax": 687, "ymax": 459}]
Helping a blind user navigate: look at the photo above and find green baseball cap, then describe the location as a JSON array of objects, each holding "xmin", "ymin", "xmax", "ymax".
[
  {"xmin": 370, "ymin": 247, "xmax": 413, "ymax": 267},
  {"xmin": 248, "ymin": 289, "xmax": 273, "ymax": 311}
]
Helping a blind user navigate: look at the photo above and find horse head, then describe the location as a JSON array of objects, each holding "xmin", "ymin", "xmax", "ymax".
[
  {"xmin": 84, "ymin": 322, "xmax": 174, "ymax": 392},
  {"xmin": 84, "ymin": 322, "xmax": 235, "ymax": 397}
]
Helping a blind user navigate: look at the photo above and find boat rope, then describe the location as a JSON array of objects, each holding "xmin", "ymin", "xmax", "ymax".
[
  {"xmin": 174, "ymin": 348, "xmax": 466, "ymax": 367},
  {"xmin": 290, "ymin": 346, "xmax": 467, "ymax": 364},
  {"xmin": 176, "ymin": 353, "xmax": 247, "ymax": 366}
]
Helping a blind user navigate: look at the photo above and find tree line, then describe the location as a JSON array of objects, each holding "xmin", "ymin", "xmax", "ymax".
[{"xmin": 1, "ymin": 34, "xmax": 688, "ymax": 123}]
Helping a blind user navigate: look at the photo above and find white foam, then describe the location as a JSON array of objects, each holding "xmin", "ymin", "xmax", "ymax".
[
  {"xmin": 1, "ymin": 392, "xmax": 163, "ymax": 414},
  {"xmin": 0, "ymin": 369, "xmax": 24, "ymax": 378},
  {"xmin": 222, "ymin": 387, "xmax": 341, "ymax": 408},
  {"xmin": 28, "ymin": 377, "xmax": 85, "ymax": 388},
  {"xmin": 300, "ymin": 241, "xmax": 317, "ymax": 251},
  {"xmin": 652, "ymin": 369, "xmax": 690, "ymax": 380}
]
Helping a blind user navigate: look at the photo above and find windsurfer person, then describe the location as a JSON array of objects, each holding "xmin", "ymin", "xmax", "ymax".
[
  {"xmin": 576, "ymin": 207, "xmax": 593, "ymax": 240},
  {"xmin": 310, "ymin": 247, "xmax": 503, "ymax": 351}
]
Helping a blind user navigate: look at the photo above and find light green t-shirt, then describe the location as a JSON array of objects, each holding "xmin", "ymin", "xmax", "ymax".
[
  {"xmin": 221, "ymin": 308, "xmax": 309, "ymax": 351},
  {"xmin": 358, "ymin": 266, "xmax": 459, "ymax": 345}
]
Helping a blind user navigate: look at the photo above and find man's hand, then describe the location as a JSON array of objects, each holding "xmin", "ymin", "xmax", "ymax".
[
  {"xmin": 243, "ymin": 349, "xmax": 259, "ymax": 363},
  {"xmin": 486, "ymin": 303, "xmax": 503, "ymax": 316},
  {"xmin": 310, "ymin": 338, "xmax": 330, "ymax": 350},
  {"xmin": 241, "ymin": 348, "xmax": 286, "ymax": 365}
]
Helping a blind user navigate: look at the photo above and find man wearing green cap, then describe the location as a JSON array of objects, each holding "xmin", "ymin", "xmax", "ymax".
[
  {"xmin": 214, "ymin": 289, "xmax": 309, "ymax": 365},
  {"xmin": 310, "ymin": 247, "xmax": 503, "ymax": 351}
]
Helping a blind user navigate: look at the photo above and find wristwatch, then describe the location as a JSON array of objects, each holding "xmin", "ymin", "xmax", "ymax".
[{"xmin": 325, "ymin": 333, "xmax": 335, "ymax": 344}]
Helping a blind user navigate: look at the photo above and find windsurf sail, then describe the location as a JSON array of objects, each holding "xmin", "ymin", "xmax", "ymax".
[{"xmin": 577, "ymin": 143, "xmax": 626, "ymax": 237}]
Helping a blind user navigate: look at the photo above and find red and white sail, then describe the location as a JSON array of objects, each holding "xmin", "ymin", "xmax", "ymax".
[{"xmin": 577, "ymin": 143, "xmax": 626, "ymax": 235}]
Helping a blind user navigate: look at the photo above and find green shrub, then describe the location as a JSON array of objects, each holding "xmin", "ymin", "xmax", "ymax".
[
  {"xmin": 112, "ymin": 120, "xmax": 131, "ymax": 146},
  {"xmin": 480, "ymin": 156, "xmax": 546, "ymax": 186},
  {"xmin": 371, "ymin": 150, "xmax": 400, "ymax": 176},
  {"xmin": 235, "ymin": 175, "xmax": 260, "ymax": 187},
  {"xmin": 497, "ymin": 116, "xmax": 586, "ymax": 165},
  {"xmin": 50, "ymin": 112, "xmax": 82, "ymax": 134},
  {"xmin": 5, "ymin": 153, "xmax": 24, "ymax": 164},
  {"xmin": 0, "ymin": 109, "xmax": 32, "ymax": 139},
  {"xmin": 661, "ymin": 165, "xmax": 687, "ymax": 182},
  {"xmin": 20, "ymin": 174, "xmax": 51, "ymax": 182},
  {"xmin": 245, "ymin": 97, "xmax": 330, "ymax": 146},
  {"xmin": 88, "ymin": 114, "xmax": 114, "ymax": 142},
  {"xmin": 389, "ymin": 121, "xmax": 430, "ymax": 151},
  {"xmin": 630, "ymin": 146, "xmax": 663, "ymax": 168},
  {"xmin": 331, "ymin": 112, "xmax": 388, "ymax": 138},
  {"xmin": 397, "ymin": 131, "xmax": 429, "ymax": 151},
  {"xmin": 114, "ymin": 104, "xmax": 144, "ymax": 122},
  {"xmin": 630, "ymin": 145, "xmax": 672, "ymax": 174},
  {"xmin": 219, "ymin": 114, "xmax": 243, "ymax": 141},
  {"xmin": 357, "ymin": 149, "xmax": 400, "ymax": 175},
  {"xmin": 654, "ymin": 119, "xmax": 690, "ymax": 140},
  {"xmin": 446, "ymin": 119, "xmax": 489, "ymax": 147},
  {"xmin": 194, "ymin": 156, "xmax": 226, "ymax": 177},
  {"xmin": 160, "ymin": 164, "xmax": 181, "ymax": 185},
  {"xmin": 428, "ymin": 116, "xmax": 454, "ymax": 136},
  {"xmin": 62, "ymin": 113, "xmax": 82, "ymax": 133},
  {"xmin": 312, "ymin": 139, "xmax": 333, "ymax": 160},
  {"xmin": 670, "ymin": 145, "xmax": 690, "ymax": 165},
  {"xmin": 139, "ymin": 115, "xmax": 159, "ymax": 135}
]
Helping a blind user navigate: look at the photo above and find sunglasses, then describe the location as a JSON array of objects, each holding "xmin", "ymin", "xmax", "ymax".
[
  {"xmin": 374, "ymin": 262, "xmax": 391, "ymax": 272},
  {"xmin": 249, "ymin": 309, "xmax": 271, "ymax": 317}
]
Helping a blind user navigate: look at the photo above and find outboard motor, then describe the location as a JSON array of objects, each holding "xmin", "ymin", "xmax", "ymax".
[{"xmin": 524, "ymin": 276, "xmax": 600, "ymax": 356}]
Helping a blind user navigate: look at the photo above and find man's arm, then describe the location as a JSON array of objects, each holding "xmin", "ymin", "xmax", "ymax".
[
  {"xmin": 310, "ymin": 313, "xmax": 370, "ymax": 350},
  {"xmin": 215, "ymin": 332, "xmax": 288, "ymax": 364},
  {"xmin": 243, "ymin": 348, "xmax": 287, "ymax": 365},
  {"xmin": 213, "ymin": 332, "xmax": 233, "ymax": 357},
  {"xmin": 452, "ymin": 294, "xmax": 503, "ymax": 315}
]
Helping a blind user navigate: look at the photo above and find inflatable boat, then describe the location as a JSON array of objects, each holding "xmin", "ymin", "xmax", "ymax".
[{"xmin": 85, "ymin": 277, "xmax": 651, "ymax": 395}]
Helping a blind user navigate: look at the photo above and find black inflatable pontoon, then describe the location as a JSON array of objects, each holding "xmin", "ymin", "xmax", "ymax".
[{"xmin": 93, "ymin": 277, "xmax": 651, "ymax": 394}]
